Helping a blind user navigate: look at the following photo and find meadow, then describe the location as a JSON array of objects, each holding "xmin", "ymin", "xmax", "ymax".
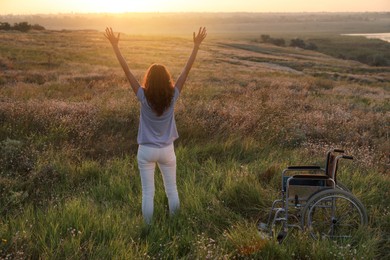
[{"xmin": 0, "ymin": 26, "xmax": 389, "ymax": 259}]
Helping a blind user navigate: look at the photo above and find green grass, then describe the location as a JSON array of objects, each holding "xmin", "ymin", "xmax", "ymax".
[
  {"xmin": 253, "ymin": 33, "xmax": 390, "ymax": 67},
  {"xmin": 1, "ymin": 144, "xmax": 386, "ymax": 259},
  {"xmin": 302, "ymin": 35, "xmax": 389, "ymax": 66},
  {"xmin": 0, "ymin": 30, "xmax": 389, "ymax": 259}
]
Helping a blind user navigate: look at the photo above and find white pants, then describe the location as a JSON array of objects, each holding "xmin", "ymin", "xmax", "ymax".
[{"xmin": 137, "ymin": 144, "xmax": 180, "ymax": 224}]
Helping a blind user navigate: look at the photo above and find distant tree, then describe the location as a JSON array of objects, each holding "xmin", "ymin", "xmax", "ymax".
[
  {"xmin": 1, "ymin": 22, "xmax": 44, "ymax": 32},
  {"xmin": 13, "ymin": 22, "xmax": 31, "ymax": 32},
  {"xmin": 31, "ymin": 24, "xmax": 45, "ymax": 30},
  {"xmin": 270, "ymin": 38, "xmax": 285, "ymax": 46},
  {"xmin": 260, "ymin": 34, "xmax": 271, "ymax": 43},
  {"xmin": 259, "ymin": 35, "xmax": 316, "ymax": 49},
  {"xmin": 260, "ymin": 34, "xmax": 285, "ymax": 46},
  {"xmin": 0, "ymin": 22, "xmax": 11, "ymax": 30},
  {"xmin": 337, "ymin": 54, "xmax": 347, "ymax": 60},
  {"xmin": 356, "ymin": 53, "xmax": 369, "ymax": 64},
  {"xmin": 371, "ymin": 54, "xmax": 388, "ymax": 66},
  {"xmin": 306, "ymin": 42, "xmax": 318, "ymax": 50},
  {"xmin": 290, "ymin": 38, "xmax": 306, "ymax": 49}
]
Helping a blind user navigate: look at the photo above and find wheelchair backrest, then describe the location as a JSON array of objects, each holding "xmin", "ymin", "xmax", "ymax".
[
  {"xmin": 326, "ymin": 153, "xmax": 336, "ymax": 179},
  {"xmin": 325, "ymin": 149, "xmax": 347, "ymax": 182}
]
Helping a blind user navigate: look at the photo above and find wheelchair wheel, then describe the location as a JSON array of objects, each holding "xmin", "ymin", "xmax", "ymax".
[
  {"xmin": 336, "ymin": 181, "xmax": 351, "ymax": 192},
  {"xmin": 301, "ymin": 189, "xmax": 368, "ymax": 240}
]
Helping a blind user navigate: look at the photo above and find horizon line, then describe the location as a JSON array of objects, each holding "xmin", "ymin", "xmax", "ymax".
[{"xmin": 1, "ymin": 11, "xmax": 390, "ymax": 16}]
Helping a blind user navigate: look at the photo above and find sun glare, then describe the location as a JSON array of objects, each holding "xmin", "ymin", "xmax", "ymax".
[{"xmin": 71, "ymin": 0, "xmax": 170, "ymax": 13}]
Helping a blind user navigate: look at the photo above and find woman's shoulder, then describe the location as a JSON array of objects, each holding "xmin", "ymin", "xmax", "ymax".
[
  {"xmin": 137, "ymin": 87, "xmax": 146, "ymax": 101},
  {"xmin": 174, "ymin": 87, "xmax": 180, "ymax": 100}
]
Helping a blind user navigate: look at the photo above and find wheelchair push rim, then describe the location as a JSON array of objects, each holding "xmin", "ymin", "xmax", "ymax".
[{"xmin": 301, "ymin": 188, "xmax": 368, "ymax": 240}]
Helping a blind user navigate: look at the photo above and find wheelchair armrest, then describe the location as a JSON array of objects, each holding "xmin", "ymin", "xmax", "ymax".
[
  {"xmin": 292, "ymin": 174, "xmax": 329, "ymax": 179},
  {"xmin": 287, "ymin": 166, "xmax": 321, "ymax": 170}
]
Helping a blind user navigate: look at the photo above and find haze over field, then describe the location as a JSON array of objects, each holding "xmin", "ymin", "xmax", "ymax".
[{"xmin": 1, "ymin": 12, "xmax": 390, "ymax": 37}]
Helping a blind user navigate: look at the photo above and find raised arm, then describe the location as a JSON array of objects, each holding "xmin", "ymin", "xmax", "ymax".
[
  {"xmin": 104, "ymin": 27, "xmax": 140, "ymax": 95},
  {"xmin": 175, "ymin": 27, "xmax": 207, "ymax": 92}
]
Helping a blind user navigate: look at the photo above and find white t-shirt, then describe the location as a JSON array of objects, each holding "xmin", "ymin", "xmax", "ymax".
[{"xmin": 136, "ymin": 87, "xmax": 180, "ymax": 148}]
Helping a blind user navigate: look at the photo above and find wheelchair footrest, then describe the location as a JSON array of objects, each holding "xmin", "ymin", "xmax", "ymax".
[
  {"xmin": 257, "ymin": 222, "xmax": 271, "ymax": 239},
  {"xmin": 257, "ymin": 222, "xmax": 268, "ymax": 232}
]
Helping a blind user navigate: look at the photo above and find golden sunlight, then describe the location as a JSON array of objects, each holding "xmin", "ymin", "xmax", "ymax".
[
  {"xmin": 1, "ymin": 0, "xmax": 175, "ymax": 14},
  {"xmin": 79, "ymin": 0, "xmax": 170, "ymax": 13},
  {"xmin": 57, "ymin": 0, "xmax": 169, "ymax": 13}
]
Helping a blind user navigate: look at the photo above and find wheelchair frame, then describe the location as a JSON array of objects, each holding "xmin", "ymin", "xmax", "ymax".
[{"xmin": 257, "ymin": 149, "xmax": 368, "ymax": 243}]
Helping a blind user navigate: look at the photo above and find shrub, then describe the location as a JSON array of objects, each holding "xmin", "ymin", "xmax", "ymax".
[
  {"xmin": 306, "ymin": 42, "xmax": 318, "ymax": 50},
  {"xmin": 270, "ymin": 38, "xmax": 285, "ymax": 46},
  {"xmin": 0, "ymin": 138, "xmax": 34, "ymax": 176},
  {"xmin": 0, "ymin": 21, "xmax": 45, "ymax": 32},
  {"xmin": 31, "ymin": 24, "xmax": 45, "ymax": 30},
  {"xmin": 290, "ymin": 38, "xmax": 306, "ymax": 48},
  {"xmin": 260, "ymin": 34, "xmax": 285, "ymax": 46},
  {"xmin": 371, "ymin": 54, "xmax": 388, "ymax": 66},
  {"xmin": 260, "ymin": 34, "xmax": 271, "ymax": 42},
  {"xmin": 12, "ymin": 22, "xmax": 31, "ymax": 32},
  {"xmin": 289, "ymin": 38, "xmax": 318, "ymax": 50},
  {"xmin": 0, "ymin": 22, "xmax": 11, "ymax": 30},
  {"xmin": 28, "ymin": 163, "xmax": 66, "ymax": 204}
]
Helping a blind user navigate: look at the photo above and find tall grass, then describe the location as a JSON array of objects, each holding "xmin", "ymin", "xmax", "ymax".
[{"xmin": 0, "ymin": 30, "xmax": 389, "ymax": 259}]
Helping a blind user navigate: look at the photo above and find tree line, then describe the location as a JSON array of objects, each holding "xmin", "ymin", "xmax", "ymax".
[
  {"xmin": 0, "ymin": 22, "xmax": 45, "ymax": 32},
  {"xmin": 258, "ymin": 34, "xmax": 318, "ymax": 50}
]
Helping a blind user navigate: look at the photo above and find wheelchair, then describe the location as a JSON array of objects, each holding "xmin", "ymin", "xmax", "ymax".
[{"xmin": 257, "ymin": 149, "xmax": 368, "ymax": 243}]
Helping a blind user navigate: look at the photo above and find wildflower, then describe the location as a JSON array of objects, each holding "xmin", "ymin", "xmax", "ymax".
[{"xmin": 1, "ymin": 238, "xmax": 6, "ymax": 243}]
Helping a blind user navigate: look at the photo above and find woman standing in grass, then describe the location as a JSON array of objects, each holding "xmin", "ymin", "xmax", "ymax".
[{"xmin": 104, "ymin": 27, "xmax": 207, "ymax": 224}]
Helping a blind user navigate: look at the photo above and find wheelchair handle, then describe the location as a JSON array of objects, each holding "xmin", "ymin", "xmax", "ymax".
[
  {"xmin": 333, "ymin": 149, "xmax": 345, "ymax": 153},
  {"xmin": 342, "ymin": 155, "xmax": 353, "ymax": 160}
]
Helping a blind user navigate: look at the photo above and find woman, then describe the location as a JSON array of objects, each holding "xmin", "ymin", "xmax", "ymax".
[{"xmin": 104, "ymin": 27, "xmax": 207, "ymax": 224}]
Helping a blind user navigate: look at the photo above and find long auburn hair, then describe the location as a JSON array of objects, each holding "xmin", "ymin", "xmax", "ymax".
[{"xmin": 142, "ymin": 64, "xmax": 174, "ymax": 116}]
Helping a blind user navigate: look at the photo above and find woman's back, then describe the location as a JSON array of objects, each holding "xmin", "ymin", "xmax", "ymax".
[{"xmin": 137, "ymin": 87, "xmax": 180, "ymax": 148}]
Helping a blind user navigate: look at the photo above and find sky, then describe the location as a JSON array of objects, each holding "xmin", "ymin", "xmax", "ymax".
[{"xmin": 1, "ymin": 0, "xmax": 389, "ymax": 14}]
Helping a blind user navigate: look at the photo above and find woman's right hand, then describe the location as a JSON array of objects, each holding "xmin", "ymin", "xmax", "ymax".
[{"xmin": 104, "ymin": 27, "xmax": 120, "ymax": 47}]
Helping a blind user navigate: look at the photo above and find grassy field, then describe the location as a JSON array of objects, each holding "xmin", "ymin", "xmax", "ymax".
[{"xmin": 0, "ymin": 29, "xmax": 389, "ymax": 259}]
